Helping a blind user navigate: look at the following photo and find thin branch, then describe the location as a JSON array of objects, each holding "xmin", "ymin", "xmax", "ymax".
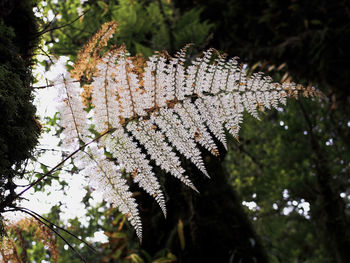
[
  {"xmin": 39, "ymin": 46, "xmax": 55, "ymax": 65},
  {"xmin": 17, "ymin": 207, "xmax": 97, "ymax": 253},
  {"xmin": 31, "ymin": 83, "xmax": 55, "ymax": 89},
  {"xmin": 17, "ymin": 132, "xmax": 109, "ymax": 197},
  {"xmin": 15, "ymin": 208, "xmax": 88, "ymax": 263},
  {"xmin": 37, "ymin": 12, "xmax": 56, "ymax": 36},
  {"xmin": 31, "ymin": 80, "xmax": 81, "ymax": 90},
  {"xmin": 20, "ymin": 166, "xmax": 75, "ymax": 178},
  {"xmin": 1, "ymin": 209, "xmax": 18, "ymax": 213},
  {"xmin": 15, "ymin": 173, "xmax": 60, "ymax": 188},
  {"xmin": 35, "ymin": 10, "xmax": 89, "ymax": 37}
]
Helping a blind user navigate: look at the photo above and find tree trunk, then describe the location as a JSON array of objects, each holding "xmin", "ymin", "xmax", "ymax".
[
  {"xmin": 139, "ymin": 147, "xmax": 268, "ymax": 262},
  {"xmin": 299, "ymin": 101, "xmax": 350, "ymax": 263}
]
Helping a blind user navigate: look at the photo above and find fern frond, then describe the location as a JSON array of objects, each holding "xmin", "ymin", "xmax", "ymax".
[
  {"xmin": 195, "ymin": 97, "xmax": 228, "ymax": 149},
  {"xmin": 78, "ymin": 146, "xmax": 142, "ymax": 240},
  {"xmin": 102, "ymin": 129, "xmax": 166, "ymax": 217},
  {"xmin": 174, "ymin": 101, "xmax": 219, "ymax": 157},
  {"xmin": 152, "ymin": 108, "xmax": 209, "ymax": 177},
  {"xmin": 56, "ymin": 22, "xmax": 320, "ymax": 240},
  {"xmin": 71, "ymin": 21, "xmax": 118, "ymax": 80},
  {"xmin": 126, "ymin": 120, "xmax": 197, "ymax": 192},
  {"xmin": 56, "ymin": 75, "xmax": 89, "ymax": 150},
  {"xmin": 91, "ymin": 52, "xmax": 121, "ymax": 131}
]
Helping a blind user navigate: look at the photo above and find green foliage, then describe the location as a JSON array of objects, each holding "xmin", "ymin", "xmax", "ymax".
[
  {"xmin": 24, "ymin": 201, "xmax": 178, "ymax": 263},
  {"xmin": 40, "ymin": 0, "xmax": 213, "ymax": 60}
]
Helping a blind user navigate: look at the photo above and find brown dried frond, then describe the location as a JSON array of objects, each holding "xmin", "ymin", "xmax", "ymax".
[
  {"xmin": 108, "ymin": 44, "xmax": 128, "ymax": 59},
  {"xmin": 0, "ymin": 237, "xmax": 22, "ymax": 263},
  {"xmin": 81, "ymin": 84, "xmax": 93, "ymax": 107},
  {"xmin": 95, "ymin": 22, "xmax": 119, "ymax": 53},
  {"xmin": 252, "ymin": 60, "xmax": 323, "ymax": 100},
  {"xmin": 210, "ymin": 148, "xmax": 220, "ymax": 157},
  {"xmin": 194, "ymin": 131, "xmax": 201, "ymax": 142},
  {"xmin": 280, "ymin": 72, "xmax": 290, "ymax": 83},
  {"xmin": 174, "ymin": 43, "xmax": 194, "ymax": 64},
  {"xmin": 213, "ymin": 48, "xmax": 227, "ymax": 60},
  {"xmin": 131, "ymin": 169, "xmax": 138, "ymax": 179},
  {"xmin": 177, "ymin": 43, "xmax": 194, "ymax": 55},
  {"xmin": 71, "ymin": 21, "xmax": 118, "ymax": 80},
  {"xmin": 129, "ymin": 54, "xmax": 147, "ymax": 87},
  {"xmin": 166, "ymin": 98, "xmax": 179, "ymax": 109},
  {"xmin": 301, "ymin": 83, "xmax": 325, "ymax": 98}
]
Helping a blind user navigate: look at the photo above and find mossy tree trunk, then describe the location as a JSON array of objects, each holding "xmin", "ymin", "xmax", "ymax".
[{"xmin": 0, "ymin": 0, "xmax": 39, "ymax": 221}]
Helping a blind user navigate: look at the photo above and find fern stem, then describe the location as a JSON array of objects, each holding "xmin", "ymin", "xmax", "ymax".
[
  {"xmin": 103, "ymin": 56, "xmax": 111, "ymax": 128},
  {"xmin": 125, "ymin": 60, "xmax": 137, "ymax": 117},
  {"xmin": 153, "ymin": 56, "xmax": 159, "ymax": 108},
  {"xmin": 63, "ymin": 75, "xmax": 84, "ymax": 143}
]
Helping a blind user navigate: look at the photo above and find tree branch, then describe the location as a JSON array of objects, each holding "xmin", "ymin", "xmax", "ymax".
[{"xmin": 35, "ymin": 10, "xmax": 89, "ymax": 37}]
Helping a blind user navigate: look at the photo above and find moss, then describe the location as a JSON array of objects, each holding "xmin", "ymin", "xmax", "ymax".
[{"xmin": 0, "ymin": 64, "xmax": 38, "ymax": 167}]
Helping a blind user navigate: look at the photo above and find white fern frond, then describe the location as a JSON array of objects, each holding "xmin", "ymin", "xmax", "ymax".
[
  {"xmin": 195, "ymin": 97, "xmax": 228, "ymax": 149},
  {"xmin": 193, "ymin": 49, "xmax": 214, "ymax": 96},
  {"xmin": 91, "ymin": 53, "xmax": 121, "ymax": 131},
  {"xmin": 174, "ymin": 100, "xmax": 219, "ymax": 157},
  {"xmin": 78, "ymin": 146, "xmax": 142, "ymax": 240},
  {"xmin": 143, "ymin": 55, "xmax": 159, "ymax": 109},
  {"xmin": 57, "ymin": 22, "xmax": 320, "ymax": 240},
  {"xmin": 219, "ymin": 93, "xmax": 243, "ymax": 139},
  {"xmin": 173, "ymin": 47, "xmax": 188, "ymax": 100},
  {"xmin": 56, "ymin": 75, "xmax": 89, "ymax": 151},
  {"xmin": 115, "ymin": 54, "xmax": 148, "ymax": 118},
  {"xmin": 152, "ymin": 108, "xmax": 209, "ymax": 177},
  {"xmin": 102, "ymin": 128, "xmax": 166, "ymax": 217},
  {"xmin": 127, "ymin": 119, "xmax": 198, "ymax": 192},
  {"xmin": 115, "ymin": 55, "xmax": 136, "ymax": 119}
]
